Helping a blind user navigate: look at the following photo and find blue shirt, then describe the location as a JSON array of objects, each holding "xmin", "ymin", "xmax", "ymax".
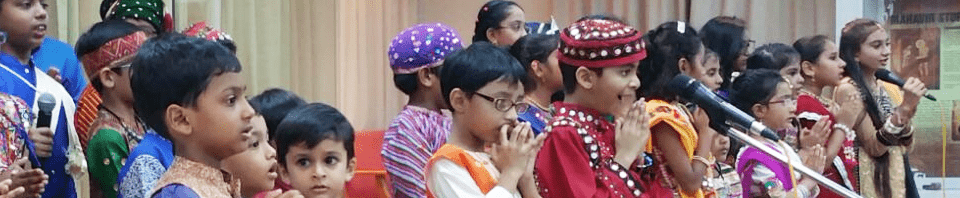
[
  {"xmin": 118, "ymin": 131, "xmax": 174, "ymax": 198},
  {"xmin": 32, "ymin": 38, "xmax": 86, "ymax": 102},
  {"xmin": 518, "ymin": 106, "xmax": 550, "ymax": 135},
  {"xmin": 0, "ymin": 48, "xmax": 77, "ymax": 198}
]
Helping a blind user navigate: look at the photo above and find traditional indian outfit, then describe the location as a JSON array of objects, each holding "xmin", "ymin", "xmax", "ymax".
[{"xmin": 642, "ymin": 99, "xmax": 703, "ymax": 198}]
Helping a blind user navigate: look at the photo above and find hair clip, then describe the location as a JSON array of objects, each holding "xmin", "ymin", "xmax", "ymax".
[
  {"xmin": 483, "ymin": 6, "xmax": 489, "ymax": 11},
  {"xmin": 677, "ymin": 21, "xmax": 686, "ymax": 34}
]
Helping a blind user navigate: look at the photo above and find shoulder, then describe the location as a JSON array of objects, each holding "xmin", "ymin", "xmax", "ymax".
[{"xmin": 151, "ymin": 184, "xmax": 199, "ymax": 198}]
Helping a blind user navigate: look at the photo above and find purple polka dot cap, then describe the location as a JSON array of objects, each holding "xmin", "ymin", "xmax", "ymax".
[{"xmin": 388, "ymin": 23, "xmax": 463, "ymax": 74}]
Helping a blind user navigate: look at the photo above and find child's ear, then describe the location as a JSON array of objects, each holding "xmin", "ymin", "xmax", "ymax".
[
  {"xmin": 344, "ymin": 157, "xmax": 357, "ymax": 182},
  {"xmin": 531, "ymin": 60, "xmax": 546, "ymax": 79},
  {"xmin": 574, "ymin": 66, "xmax": 596, "ymax": 90},
  {"xmin": 800, "ymin": 60, "xmax": 816, "ymax": 78},
  {"xmin": 449, "ymin": 88, "xmax": 468, "ymax": 113},
  {"xmin": 97, "ymin": 68, "xmax": 116, "ymax": 89},
  {"xmin": 751, "ymin": 103, "xmax": 767, "ymax": 120},
  {"xmin": 678, "ymin": 57, "xmax": 692, "ymax": 75},
  {"xmin": 417, "ymin": 68, "xmax": 436, "ymax": 88},
  {"xmin": 278, "ymin": 163, "xmax": 291, "ymax": 183},
  {"xmin": 164, "ymin": 104, "xmax": 194, "ymax": 138}
]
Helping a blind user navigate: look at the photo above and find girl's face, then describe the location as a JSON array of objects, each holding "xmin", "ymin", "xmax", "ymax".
[
  {"xmin": 779, "ymin": 60, "xmax": 803, "ymax": 93},
  {"xmin": 694, "ymin": 55, "xmax": 722, "ymax": 91},
  {"xmin": 489, "ymin": 5, "xmax": 527, "ymax": 46},
  {"xmin": 711, "ymin": 135, "xmax": 730, "ymax": 162},
  {"xmin": 755, "ymin": 82, "xmax": 797, "ymax": 130},
  {"xmin": 540, "ymin": 49, "xmax": 563, "ymax": 92},
  {"xmin": 222, "ymin": 116, "xmax": 278, "ymax": 197},
  {"xmin": 856, "ymin": 29, "xmax": 891, "ymax": 70},
  {"xmin": 811, "ymin": 41, "xmax": 846, "ymax": 87}
]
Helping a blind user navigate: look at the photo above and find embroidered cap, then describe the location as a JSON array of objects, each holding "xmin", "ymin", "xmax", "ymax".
[
  {"xmin": 388, "ymin": 23, "xmax": 463, "ymax": 74},
  {"xmin": 558, "ymin": 18, "xmax": 646, "ymax": 68}
]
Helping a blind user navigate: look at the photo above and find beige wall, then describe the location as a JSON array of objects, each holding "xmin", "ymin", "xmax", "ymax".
[{"xmin": 48, "ymin": 0, "xmax": 837, "ymax": 130}]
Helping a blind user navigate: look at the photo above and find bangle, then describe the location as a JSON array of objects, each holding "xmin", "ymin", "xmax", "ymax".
[
  {"xmin": 883, "ymin": 117, "xmax": 906, "ymax": 136},
  {"xmin": 833, "ymin": 123, "xmax": 856, "ymax": 140},
  {"xmin": 692, "ymin": 156, "xmax": 714, "ymax": 166}
]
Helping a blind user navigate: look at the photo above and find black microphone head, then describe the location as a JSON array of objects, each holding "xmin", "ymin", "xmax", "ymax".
[
  {"xmin": 38, "ymin": 93, "xmax": 56, "ymax": 113},
  {"xmin": 668, "ymin": 74, "xmax": 697, "ymax": 99},
  {"xmin": 874, "ymin": 69, "xmax": 905, "ymax": 86}
]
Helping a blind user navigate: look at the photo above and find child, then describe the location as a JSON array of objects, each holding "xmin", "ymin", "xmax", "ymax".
[
  {"xmin": 275, "ymin": 103, "xmax": 356, "ymax": 198},
  {"xmin": 381, "ymin": 23, "xmax": 461, "ymax": 198},
  {"xmin": 74, "ymin": 20, "xmax": 149, "ymax": 198},
  {"xmin": 534, "ymin": 17, "xmax": 650, "ymax": 198},
  {"xmin": 248, "ymin": 88, "xmax": 306, "ymax": 147},
  {"xmin": 0, "ymin": 92, "xmax": 47, "ymax": 198},
  {"xmin": 473, "ymin": 0, "xmax": 527, "ymax": 46},
  {"xmin": 425, "ymin": 41, "xmax": 541, "ymax": 197},
  {"xmin": 0, "ymin": 0, "xmax": 87, "ymax": 197},
  {"xmin": 729, "ymin": 69, "xmax": 826, "ymax": 198},
  {"xmin": 793, "ymin": 35, "xmax": 859, "ymax": 198},
  {"xmin": 636, "ymin": 21, "xmax": 715, "ymax": 198},
  {"xmin": 746, "ymin": 43, "xmax": 804, "ymax": 93},
  {"xmin": 130, "ymin": 33, "xmax": 255, "ymax": 197},
  {"xmin": 221, "ymin": 114, "xmax": 279, "ymax": 197},
  {"xmin": 508, "ymin": 33, "xmax": 561, "ymax": 135},
  {"xmin": 696, "ymin": 50, "xmax": 723, "ymax": 91}
]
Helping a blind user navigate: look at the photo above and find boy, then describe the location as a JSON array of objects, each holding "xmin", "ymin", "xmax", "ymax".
[
  {"xmin": 275, "ymin": 103, "xmax": 356, "ymax": 198},
  {"xmin": 381, "ymin": 23, "xmax": 462, "ymax": 198},
  {"xmin": 533, "ymin": 17, "xmax": 651, "ymax": 198},
  {"xmin": 425, "ymin": 41, "xmax": 542, "ymax": 197},
  {"xmin": 0, "ymin": 0, "xmax": 87, "ymax": 197},
  {"xmin": 130, "ymin": 33, "xmax": 255, "ymax": 198},
  {"xmin": 74, "ymin": 19, "xmax": 148, "ymax": 198}
]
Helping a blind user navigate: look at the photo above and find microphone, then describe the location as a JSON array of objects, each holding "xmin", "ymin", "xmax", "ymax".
[
  {"xmin": 668, "ymin": 75, "xmax": 780, "ymax": 141},
  {"xmin": 36, "ymin": 93, "xmax": 56, "ymax": 128},
  {"xmin": 875, "ymin": 69, "xmax": 936, "ymax": 101}
]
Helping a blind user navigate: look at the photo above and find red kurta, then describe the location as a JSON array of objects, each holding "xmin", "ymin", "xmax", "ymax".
[{"xmin": 534, "ymin": 102, "xmax": 647, "ymax": 198}]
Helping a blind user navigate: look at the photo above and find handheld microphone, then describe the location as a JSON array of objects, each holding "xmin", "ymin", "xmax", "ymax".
[
  {"xmin": 668, "ymin": 75, "xmax": 780, "ymax": 141},
  {"xmin": 32, "ymin": 93, "xmax": 56, "ymax": 167},
  {"xmin": 875, "ymin": 69, "xmax": 936, "ymax": 101}
]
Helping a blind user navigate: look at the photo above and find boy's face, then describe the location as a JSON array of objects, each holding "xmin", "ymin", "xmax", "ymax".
[
  {"xmin": 222, "ymin": 116, "xmax": 278, "ymax": 197},
  {"xmin": 457, "ymin": 78, "xmax": 524, "ymax": 143},
  {"xmin": 591, "ymin": 63, "xmax": 640, "ymax": 116},
  {"xmin": 755, "ymin": 82, "xmax": 797, "ymax": 130},
  {"xmin": 281, "ymin": 140, "xmax": 356, "ymax": 198},
  {"xmin": 187, "ymin": 72, "xmax": 255, "ymax": 161},
  {"xmin": 0, "ymin": 0, "xmax": 47, "ymax": 51}
]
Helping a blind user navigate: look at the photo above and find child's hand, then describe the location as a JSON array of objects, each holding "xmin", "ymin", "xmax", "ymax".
[
  {"xmin": 834, "ymin": 92, "xmax": 862, "ymax": 126},
  {"xmin": 45, "ymin": 68, "xmax": 61, "ymax": 84},
  {"xmin": 521, "ymin": 133, "xmax": 547, "ymax": 180},
  {"xmin": 10, "ymin": 163, "xmax": 46, "ymax": 198},
  {"xmin": 614, "ymin": 100, "xmax": 649, "ymax": 166},
  {"xmin": 799, "ymin": 144, "xmax": 826, "ymax": 174},
  {"xmin": 491, "ymin": 122, "xmax": 536, "ymax": 176},
  {"xmin": 799, "ymin": 117, "xmax": 830, "ymax": 149},
  {"xmin": 29, "ymin": 127, "xmax": 53, "ymax": 158},
  {"xmin": 0, "ymin": 179, "xmax": 24, "ymax": 198}
]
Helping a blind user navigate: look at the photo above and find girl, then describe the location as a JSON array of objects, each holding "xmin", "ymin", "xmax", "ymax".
[
  {"xmin": 473, "ymin": 0, "xmax": 527, "ymax": 47},
  {"xmin": 746, "ymin": 43, "xmax": 804, "ymax": 93},
  {"xmin": 699, "ymin": 16, "xmax": 750, "ymax": 91},
  {"xmin": 836, "ymin": 18, "xmax": 926, "ymax": 198},
  {"xmin": 731, "ymin": 69, "xmax": 826, "ymax": 198},
  {"xmin": 793, "ymin": 35, "xmax": 860, "ymax": 198},
  {"xmin": 508, "ymin": 34, "xmax": 561, "ymax": 135},
  {"xmin": 637, "ymin": 21, "xmax": 716, "ymax": 198}
]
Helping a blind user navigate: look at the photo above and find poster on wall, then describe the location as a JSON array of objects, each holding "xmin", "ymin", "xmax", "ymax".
[{"xmin": 886, "ymin": 0, "xmax": 960, "ymax": 196}]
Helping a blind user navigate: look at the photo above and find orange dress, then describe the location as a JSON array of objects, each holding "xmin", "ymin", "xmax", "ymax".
[{"xmin": 643, "ymin": 99, "xmax": 703, "ymax": 198}]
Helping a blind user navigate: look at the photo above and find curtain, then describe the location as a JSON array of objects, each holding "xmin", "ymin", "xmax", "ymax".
[{"xmin": 47, "ymin": 0, "xmax": 837, "ymax": 130}]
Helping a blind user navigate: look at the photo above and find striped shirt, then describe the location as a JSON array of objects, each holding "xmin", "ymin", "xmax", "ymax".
[{"xmin": 381, "ymin": 105, "xmax": 451, "ymax": 198}]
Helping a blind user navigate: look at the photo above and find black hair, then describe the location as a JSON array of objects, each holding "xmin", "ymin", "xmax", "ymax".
[
  {"xmin": 99, "ymin": 0, "xmax": 117, "ymax": 19},
  {"xmin": 248, "ymin": 88, "xmax": 307, "ymax": 140},
  {"xmin": 700, "ymin": 16, "xmax": 747, "ymax": 91},
  {"xmin": 392, "ymin": 66, "xmax": 441, "ymax": 95},
  {"xmin": 559, "ymin": 62, "xmax": 602, "ymax": 94},
  {"xmin": 131, "ymin": 33, "xmax": 242, "ymax": 140},
  {"xmin": 637, "ymin": 21, "xmax": 702, "ymax": 101},
  {"xmin": 217, "ymin": 39, "xmax": 237, "ymax": 54},
  {"xmin": 840, "ymin": 19, "xmax": 893, "ymax": 198},
  {"xmin": 729, "ymin": 69, "xmax": 784, "ymax": 116},
  {"xmin": 704, "ymin": 48, "xmax": 719, "ymax": 63},
  {"xmin": 440, "ymin": 41, "xmax": 526, "ymax": 112},
  {"xmin": 74, "ymin": 19, "xmax": 142, "ymax": 92},
  {"xmin": 275, "ymin": 103, "xmax": 355, "ymax": 165},
  {"xmin": 509, "ymin": 33, "xmax": 559, "ymax": 92},
  {"xmin": 746, "ymin": 43, "xmax": 800, "ymax": 71},
  {"xmin": 840, "ymin": 19, "xmax": 884, "ymax": 130},
  {"xmin": 473, "ymin": 0, "xmax": 522, "ymax": 43},
  {"xmin": 793, "ymin": 35, "xmax": 832, "ymax": 78}
]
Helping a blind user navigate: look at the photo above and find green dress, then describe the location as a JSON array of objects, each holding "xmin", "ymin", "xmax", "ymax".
[{"xmin": 85, "ymin": 108, "xmax": 144, "ymax": 198}]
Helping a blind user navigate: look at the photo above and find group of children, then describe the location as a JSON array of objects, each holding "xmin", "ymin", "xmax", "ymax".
[{"xmin": 0, "ymin": 0, "xmax": 931, "ymax": 198}]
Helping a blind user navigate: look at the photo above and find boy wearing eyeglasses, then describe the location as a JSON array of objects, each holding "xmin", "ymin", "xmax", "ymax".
[{"xmin": 424, "ymin": 41, "xmax": 544, "ymax": 198}]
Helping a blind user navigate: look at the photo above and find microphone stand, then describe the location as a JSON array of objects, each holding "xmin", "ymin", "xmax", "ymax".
[{"xmin": 723, "ymin": 125, "xmax": 862, "ymax": 198}]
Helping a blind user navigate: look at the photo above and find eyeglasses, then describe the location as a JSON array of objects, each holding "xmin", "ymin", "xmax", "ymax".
[
  {"xmin": 110, "ymin": 63, "xmax": 132, "ymax": 72},
  {"xmin": 765, "ymin": 96, "xmax": 797, "ymax": 106},
  {"xmin": 473, "ymin": 92, "xmax": 529, "ymax": 112},
  {"xmin": 499, "ymin": 22, "xmax": 526, "ymax": 32}
]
